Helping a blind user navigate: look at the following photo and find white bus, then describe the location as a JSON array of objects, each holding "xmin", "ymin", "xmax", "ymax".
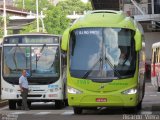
[
  {"xmin": 1, "ymin": 34, "xmax": 67, "ymax": 109},
  {"xmin": 151, "ymin": 42, "xmax": 160, "ymax": 92},
  {"xmin": 0, "ymin": 39, "xmax": 2, "ymax": 98}
]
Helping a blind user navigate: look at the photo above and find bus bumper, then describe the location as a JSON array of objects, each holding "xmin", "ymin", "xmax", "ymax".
[
  {"xmin": 68, "ymin": 93, "xmax": 139, "ymax": 107},
  {"xmin": 1, "ymin": 90, "xmax": 64, "ymax": 101}
]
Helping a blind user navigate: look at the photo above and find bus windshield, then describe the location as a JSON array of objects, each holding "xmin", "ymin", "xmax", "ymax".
[
  {"xmin": 69, "ymin": 28, "xmax": 136, "ymax": 81},
  {"xmin": 3, "ymin": 35, "xmax": 60, "ymax": 85}
]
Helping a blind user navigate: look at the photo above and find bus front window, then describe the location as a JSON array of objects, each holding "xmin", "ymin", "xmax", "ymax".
[
  {"xmin": 3, "ymin": 46, "xmax": 60, "ymax": 84},
  {"xmin": 31, "ymin": 46, "xmax": 60, "ymax": 77},
  {"xmin": 69, "ymin": 28, "xmax": 136, "ymax": 81},
  {"xmin": 3, "ymin": 46, "xmax": 30, "ymax": 77}
]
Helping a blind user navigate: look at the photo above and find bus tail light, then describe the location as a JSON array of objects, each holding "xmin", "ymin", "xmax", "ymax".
[
  {"xmin": 122, "ymin": 88, "xmax": 137, "ymax": 95},
  {"xmin": 67, "ymin": 86, "xmax": 82, "ymax": 94}
]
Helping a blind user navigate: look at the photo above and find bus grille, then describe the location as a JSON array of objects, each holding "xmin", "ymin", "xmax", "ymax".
[{"xmin": 27, "ymin": 94, "xmax": 42, "ymax": 97}]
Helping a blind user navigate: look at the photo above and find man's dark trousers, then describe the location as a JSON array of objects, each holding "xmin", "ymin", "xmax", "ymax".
[{"xmin": 21, "ymin": 89, "xmax": 28, "ymax": 109}]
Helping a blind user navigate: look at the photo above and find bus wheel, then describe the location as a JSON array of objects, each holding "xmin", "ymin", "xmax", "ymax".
[
  {"xmin": 73, "ymin": 107, "xmax": 83, "ymax": 114},
  {"xmin": 158, "ymin": 87, "xmax": 160, "ymax": 92},
  {"xmin": 123, "ymin": 107, "xmax": 137, "ymax": 113},
  {"xmin": 27, "ymin": 101, "xmax": 31, "ymax": 108},
  {"xmin": 9, "ymin": 100, "xmax": 16, "ymax": 110},
  {"xmin": 55, "ymin": 100, "xmax": 64, "ymax": 109},
  {"xmin": 136, "ymin": 101, "xmax": 142, "ymax": 110},
  {"xmin": 17, "ymin": 101, "xmax": 22, "ymax": 107},
  {"xmin": 64, "ymin": 99, "xmax": 69, "ymax": 106}
]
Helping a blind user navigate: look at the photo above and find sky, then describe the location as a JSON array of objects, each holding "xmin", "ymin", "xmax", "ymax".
[{"xmin": 81, "ymin": 0, "xmax": 89, "ymax": 3}]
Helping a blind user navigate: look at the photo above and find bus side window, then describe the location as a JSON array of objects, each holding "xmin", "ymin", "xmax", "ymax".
[
  {"xmin": 4, "ymin": 63, "xmax": 11, "ymax": 76},
  {"xmin": 152, "ymin": 49, "xmax": 154, "ymax": 64},
  {"xmin": 154, "ymin": 51, "xmax": 156, "ymax": 64},
  {"xmin": 156, "ymin": 48, "xmax": 158, "ymax": 63},
  {"xmin": 158, "ymin": 48, "xmax": 160, "ymax": 63}
]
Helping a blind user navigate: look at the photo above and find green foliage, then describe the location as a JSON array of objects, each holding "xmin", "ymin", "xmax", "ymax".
[
  {"xmin": 59, "ymin": 0, "xmax": 92, "ymax": 14},
  {"xmin": 0, "ymin": 16, "xmax": 3, "ymax": 37},
  {"xmin": 15, "ymin": 0, "xmax": 91, "ymax": 35},
  {"xmin": 0, "ymin": 16, "xmax": 10, "ymax": 37},
  {"xmin": 44, "ymin": 6, "xmax": 70, "ymax": 35},
  {"xmin": 20, "ymin": 21, "xmax": 37, "ymax": 34},
  {"xmin": 15, "ymin": 0, "xmax": 51, "ymax": 12},
  {"xmin": 57, "ymin": 0, "xmax": 92, "ymax": 14}
]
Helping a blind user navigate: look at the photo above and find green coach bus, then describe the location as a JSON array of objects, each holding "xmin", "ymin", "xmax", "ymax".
[{"xmin": 61, "ymin": 10, "xmax": 145, "ymax": 114}]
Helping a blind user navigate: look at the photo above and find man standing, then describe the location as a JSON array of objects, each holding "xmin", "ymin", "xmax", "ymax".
[{"xmin": 19, "ymin": 70, "xmax": 29, "ymax": 110}]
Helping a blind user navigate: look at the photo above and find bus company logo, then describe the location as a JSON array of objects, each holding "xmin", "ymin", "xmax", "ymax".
[{"xmin": 98, "ymin": 83, "xmax": 108, "ymax": 90}]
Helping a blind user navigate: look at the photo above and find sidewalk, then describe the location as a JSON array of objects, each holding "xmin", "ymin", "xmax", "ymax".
[{"xmin": 0, "ymin": 100, "xmax": 8, "ymax": 108}]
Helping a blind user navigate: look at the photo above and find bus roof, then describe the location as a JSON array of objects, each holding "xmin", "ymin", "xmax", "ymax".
[
  {"xmin": 70, "ymin": 10, "xmax": 137, "ymax": 31},
  {"xmin": 152, "ymin": 42, "xmax": 160, "ymax": 49},
  {"xmin": 62, "ymin": 10, "xmax": 142, "ymax": 51},
  {"xmin": 4, "ymin": 33, "xmax": 61, "ymax": 38}
]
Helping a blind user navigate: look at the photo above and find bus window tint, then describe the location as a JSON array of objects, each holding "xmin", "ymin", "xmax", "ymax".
[
  {"xmin": 3, "ymin": 46, "xmax": 30, "ymax": 77},
  {"xmin": 3, "ymin": 46, "xmax": 60, "ymax": 77},
  {"xmin": 69, "ymin": 28, "xmax": 136, "ymax": 80},
  {"xmin": 31, "ymin": 46, "xmax": 60, "ymax": 77}
]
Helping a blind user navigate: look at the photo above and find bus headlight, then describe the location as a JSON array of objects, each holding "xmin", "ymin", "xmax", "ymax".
[
  {"xmin": 49, "ymin": 88, "xmax": 59, "ymax": 92},
  {"xmin": 67, "ymin": 86, "xmax": 82, "ymax": 94},
  {"xmin": 122, "ymin": 88, "xmax": 137, "ymax": 95}
]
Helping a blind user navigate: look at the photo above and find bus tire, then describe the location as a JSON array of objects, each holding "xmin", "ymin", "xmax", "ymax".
[
  {"xmin": 136, "ymin": 101, "xmax": 142, "ymax": 110},
  {"xmin": 17, "ymin": 101, "xmax": 22, "ymax": 107},
  {"xmin": 27, "ymin": 101, "xmax": 31, "ymax": 108},
  {"xmin": 64, "ymin": 99, "xmax": 69, "ymax": 106},
  {"xmin": 73, "ymin": 107, "xmax": 83, "ymax": 114},
  {"xmin": 158, "ymin": 87, "xmax": 160, "ymax": 92},
  {"xmin": 55, "ymin": 100, "xmax": 64, "ymax": 109},
  {"xmin": 142, "ymin": 83, "xmax": 145, "ymax": 99},
  {"xmin": 9, "ymin": 100, "xmax": 16, "ymax": 110},
  {"xmin": 123, "ymin": 107, "xmax": 137, "ymax": 113}
]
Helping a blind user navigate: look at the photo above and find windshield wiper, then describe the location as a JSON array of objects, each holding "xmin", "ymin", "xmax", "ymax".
[
  {"xmin": 105, "ymin": 57, "xmax": 121, "ymax": 79},
  {"xmin": 13, "ymin": 45, "xmax": 19, "ymax": 71},
  {"xmin": 36, "ymin": 44, "xmax": 46, "ymax": 68},
  {"xmin": 82, "ymin": 57, "xmax": 102, "ymax": 79}
]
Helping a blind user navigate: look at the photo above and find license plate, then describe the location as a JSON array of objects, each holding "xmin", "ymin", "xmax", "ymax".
[{"xmin": 96, "ymin": 98, "xmax": 107, "ymax": 102}]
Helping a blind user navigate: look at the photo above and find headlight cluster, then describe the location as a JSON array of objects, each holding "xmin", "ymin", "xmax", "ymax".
[
  {"xmin": 4, "ymin": 88, "xmax": 14, "ymax": 93},
  {"xmin": 49, "ymin": 88, "xmax": 59, "ymax": 92},
  {"xmin": 67, "ymin": 86, "xmax": 82, "ymax": 94},
  {"xmin": 122, "ymin": 88, "xmax": 137, "ymax": 95}
]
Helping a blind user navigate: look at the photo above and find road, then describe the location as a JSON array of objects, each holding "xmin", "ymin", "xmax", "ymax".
[{"xmin": 0, "ymin": 82, "xmax": 160, "ymax": 120}]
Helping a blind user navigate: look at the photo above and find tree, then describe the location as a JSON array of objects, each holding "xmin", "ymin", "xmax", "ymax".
[
  {"xmin": 16, "ymin": 1, "xmax": 70, "ymax": 35},
  {"xmin": 0, "ymin": 16, "xmax": 3, "ymax": 37},
  {"xmin": 57, "ymin": 0, "xmax": 92, "ymax": 14},
  {"xmin": 44, "ymin": 6, "xmax": 70, "ymax": 35},
  {"xmin": 20, "ymin": 18, "xmax": 48, "ymax": 34},
  {"xmin": 15, "ymin": 0, "xmax": 51, "ymax": 12},
  {"xmin": 0, "ymin": 16, "xmax": 10, "ymax": 37},
  {"xmin": 20, "ymin": 21, "xmax": 37, "ymax": 34}
]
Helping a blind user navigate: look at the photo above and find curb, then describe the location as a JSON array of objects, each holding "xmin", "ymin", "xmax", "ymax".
[{"xmin": 0, "ymin": 100, "xmax": 8, "ymax": 108}]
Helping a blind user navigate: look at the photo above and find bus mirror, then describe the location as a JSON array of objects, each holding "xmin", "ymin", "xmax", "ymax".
[
  {"xmin": 61, "ymin": 28, "xmax": 70, "ymax": 51},
  {"xmin": 134, "ymin": 29, "xmax": 142, "ymax": 51}
]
